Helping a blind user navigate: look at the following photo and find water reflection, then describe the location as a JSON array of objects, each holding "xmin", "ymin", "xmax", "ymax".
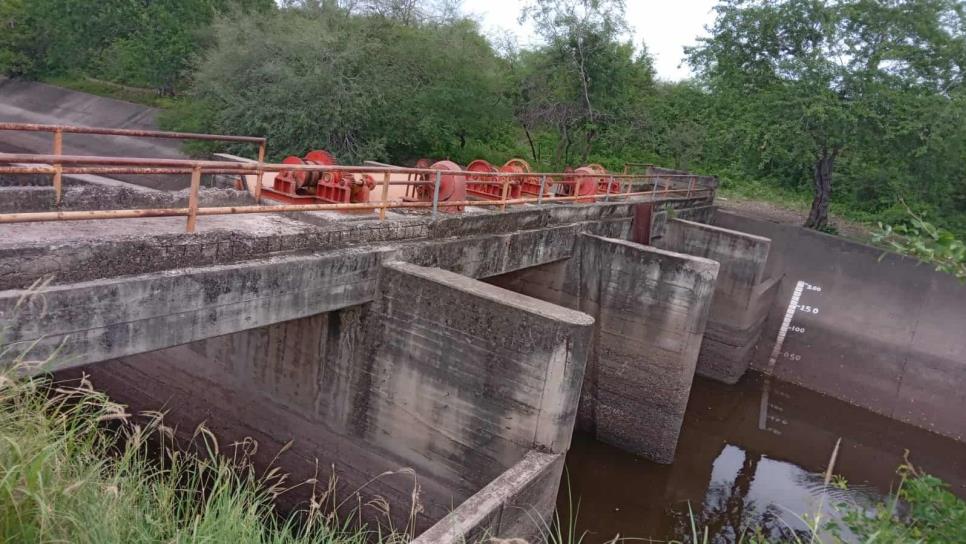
[{"xmin": 559, "ymin": 373, "xmax": 966, "ymax": 543}]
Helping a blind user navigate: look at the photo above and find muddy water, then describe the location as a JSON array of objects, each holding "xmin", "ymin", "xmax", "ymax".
[{"xmin": 560, "ymin": 373, "xmax": 966, "ymax": 543}]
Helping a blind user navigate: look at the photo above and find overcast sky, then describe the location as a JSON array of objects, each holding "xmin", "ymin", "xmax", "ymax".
[{"xmin": 464, "ymin": 0, "xmax": 719, "ymax": 81}]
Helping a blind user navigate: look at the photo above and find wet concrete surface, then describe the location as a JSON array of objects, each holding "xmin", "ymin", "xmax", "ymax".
[{"xmin": 560, "ymin": 372, "xmax": 966, "ymax": 543}]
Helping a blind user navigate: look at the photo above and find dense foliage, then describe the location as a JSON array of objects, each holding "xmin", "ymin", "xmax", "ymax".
[
  {"xmin": 0, "ymin": 0, "xmax": 271, "ymax": 93},
  {"xmin": 819, "ymin": 462, "xmax": 966, "ymax": 544},
  {"xmin": 2, "ymin": 0, "xmax": 966, "ymax": 234},
  {"xmin": 875, "ymin": 207, "xmax": 966, "ymax": 282}
]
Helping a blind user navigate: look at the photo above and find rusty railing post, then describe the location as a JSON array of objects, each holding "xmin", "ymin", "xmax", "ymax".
[
  {"xmin": 254, "ymin": 141, "xmax": 266, "ymax": 203},
  {"xmin": 379, "ymin": 171, "xmax": 390, "ymax": 221},
  {"xmin": 52, "ymin": 128, "xmax": 63, "ymax": 205},
  {"xmin": 186, "ymin": 166, "xmax": 202, "ymax": 233},
  {"xmin": 687, "ymin": 175, "xmax": 695, "ymax": 198},
  {"xmin": 500, "ymin": 175, "xmax": 510, "ymax": 211},
  {"xmin": 538, "ymin": 175, "xmax": 547, "ymax": 205},
  {"xmin": 604, "ymin": 175, "xmax": 613, "ymax": 202},
  {"xmin": 431, "ymin": 170, "xmax": 441, "ymax": 218}
]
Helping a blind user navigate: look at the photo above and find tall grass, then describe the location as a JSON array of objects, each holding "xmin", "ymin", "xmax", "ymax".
[{"xmin": 0, "ymin": 366, "xmax": 405, "ymax": 543}]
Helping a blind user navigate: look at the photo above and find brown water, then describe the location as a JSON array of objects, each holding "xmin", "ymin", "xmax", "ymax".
[{"xmin": 559, "ymin": 373, "xmax": 966, "ymax": 543}]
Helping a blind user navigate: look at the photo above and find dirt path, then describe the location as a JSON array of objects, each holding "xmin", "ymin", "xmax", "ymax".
[{"xmin": 716, "ymin": 195, "xmax": 875, "ymax": 243}]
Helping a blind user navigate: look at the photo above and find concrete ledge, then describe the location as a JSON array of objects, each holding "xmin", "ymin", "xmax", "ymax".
[
  {"xmin": 385, "ymin": 262, "xmax": 593, "ymax": 327},
  {"xmin": 412, "ymin": 451, "xmax": 564, "ymax": 544},
  {"xmin": 0, "ymin": 185, "xmax": 252, "ymax": 213},
  {"xmin": 0, "ymin": 250, "xmax": 385, "ymax": 370}
]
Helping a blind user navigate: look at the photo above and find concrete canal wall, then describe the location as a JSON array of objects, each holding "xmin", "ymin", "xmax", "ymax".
[{"xmin": 713, "ymin": 210, "xmax": 966, "ymax": 441}]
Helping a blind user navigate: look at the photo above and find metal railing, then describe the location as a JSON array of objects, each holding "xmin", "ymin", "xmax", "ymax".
[
  {"xmin": 0, "ymin": 122, "xmax": 714, "ymax": 233},
  {"xmin": 0, "ymin": 123, "xmax": 268, "ymax": 204},
  {"xmin": 0, "ymin": 152, "xmax": 713, "ymax": 233}
]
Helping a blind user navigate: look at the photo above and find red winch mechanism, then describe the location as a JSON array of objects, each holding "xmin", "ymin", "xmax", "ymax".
[
  {"xmin": 501, "ymin": 158, "xmax": 548, "ymax": 198},
  {"xmin": 262, "ymin": 149, "xmax": 375, "ymax": 206},
  {"xmin": 466, "ymin": 159, "xmax": 520, "ymax": 200},
  {"xmin": 405, "ymin": 159, "xmax": 467, "ymax": 212},
  {"xmin": 557, "ymin": 165, "xmax": 600, "ymax": 203},
  {"xmin": 586, "ymin": 163, "xmax": 621, "ymax": 194}
]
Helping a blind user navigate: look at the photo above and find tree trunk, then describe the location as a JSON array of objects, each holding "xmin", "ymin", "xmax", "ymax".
[
  {"xmin": 523, "ymin": 124, "xmax": 538, "ymax": 162},
  {"xmin": 805, "ymin": 148, "xmax": 836, "ymax": 230},
  {"xmin": 581, "ymin": 128, "xmax": 596, "ymax": 164}
]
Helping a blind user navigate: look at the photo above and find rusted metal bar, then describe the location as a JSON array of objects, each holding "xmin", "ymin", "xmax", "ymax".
[
  {"xmin": 500, "ymin": 179, "xmax": 510, "ymax": 211},
  {"xmin": 0, "ymin": 153, "xmax": 706, "ymax": 180},
  {"xmin": 186, "ymin": 166, "xmax": 202, "ymax": 232},
  {"xmin": 52, "ymin": 129, "xmax": 63, "ymax": 205},
  {"xmin": 431, "ymin": 171, "xmax": 442, "ymax": 218},
  {"xmin": 255, "ymin": 142, "xmax": 266, "ymax": 202},
  {"xmin": 379, "ymin": 172, "xmax": 390, "ymax": 221},
  {"xmin": 0, "ymin": 123, "xmax": 266, "ymax": 144}
]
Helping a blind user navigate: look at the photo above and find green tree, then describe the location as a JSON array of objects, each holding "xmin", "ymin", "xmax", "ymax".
[
  {"xmin": 171, "ymin": 3, "xmax": 512, "ymax": 163},
  {"xmin": 688, "ymin": 0, "xmax": 966, "ymax": 230},
  {"xmin": 515, "ymin": 0, "xmax": 654, "ymax": 166}
]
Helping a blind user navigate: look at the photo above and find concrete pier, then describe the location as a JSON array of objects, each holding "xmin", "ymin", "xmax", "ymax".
[
  {"xmin": 488, "ymin": 234, "xmax": 719, "ymax": 463},
  {"xmin": 654, "ymin": 219, "xmax": 778, "ymax": 384}
]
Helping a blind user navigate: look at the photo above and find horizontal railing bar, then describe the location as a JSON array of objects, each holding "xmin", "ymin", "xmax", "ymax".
[
  {"xmin": 0, "ymin": 154, "xmax": 710, "ymax": 181},
  {"xmin": 0, "ymin": 123, "xmax": 265, "ymax": 144}
]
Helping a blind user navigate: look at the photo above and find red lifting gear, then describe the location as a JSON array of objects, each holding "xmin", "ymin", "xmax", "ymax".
[
  {"xmin": 586, "ymin": 163, "xmax": 619, "ymax": 194},
  {"xmin": 501, "ymin": 158, "xmax": 543, "ymax": 198},
  {"xmin": 264, "ymin": 149, "xmax": 371, "ymax": 206},
  {"xmin": 409, "ymin": 159, "xmax": 466, "ymax": 212},
  {"xmin": 568, "ymin": 166, "xmax": 600, "ymax": 203},
  {"xmin": 466, "ymin": 159, "xmax": 505, "ymax": 200}
]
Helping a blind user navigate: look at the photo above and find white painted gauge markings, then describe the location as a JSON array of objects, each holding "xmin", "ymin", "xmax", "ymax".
[
  {"xmin": 759, "ymin": 279, "xmax": 822, "ymax": 434},
  {"xmin": 767, "ymin": 280, "xmax": 807, "ymax": 371}
]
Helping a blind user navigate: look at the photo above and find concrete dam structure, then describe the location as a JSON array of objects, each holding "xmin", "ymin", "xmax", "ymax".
[
  {"xmin": 0, "ymin": 166, "xmax": 741, "ymax": 539},
  {"xmin": 2, "ymin": 124, "xmax": 966, "ymax": 542}
]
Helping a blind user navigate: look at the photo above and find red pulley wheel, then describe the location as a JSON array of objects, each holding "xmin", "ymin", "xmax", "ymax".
[
  {"xmin": 416, "ymin": 160, "xmax": 466, "ymax": 211},
  {"xmin": 573, "ymin": 166, "xmax": 600, "ymax": 202},
  {"xmin": 281, "ymin": 155, "xmax": 309, "ymax": 188}
]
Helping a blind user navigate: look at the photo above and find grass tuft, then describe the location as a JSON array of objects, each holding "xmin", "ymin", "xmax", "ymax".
[{"xmin": 0, "ymin": 364, "xmax": 401, "ymax": 544}]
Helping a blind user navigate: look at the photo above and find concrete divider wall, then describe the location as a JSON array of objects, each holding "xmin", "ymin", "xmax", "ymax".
[
  {"xmin": 345, "ymin": 262, "xmax": 593, "ymax": 505},
  {"xmin": 488, "ymin": 234, "xmax": 720, "ymax": 463},
  {"xmin": 713, "ymin": 210, "xmax": 966, "ymax": 441},
  {"xmin": 654, "ymin": 219, "xmax": 779, "ymax": 383},
  {"xmin": 412, "ymin": 451, "xmax": 564, "ymax": 544}
]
